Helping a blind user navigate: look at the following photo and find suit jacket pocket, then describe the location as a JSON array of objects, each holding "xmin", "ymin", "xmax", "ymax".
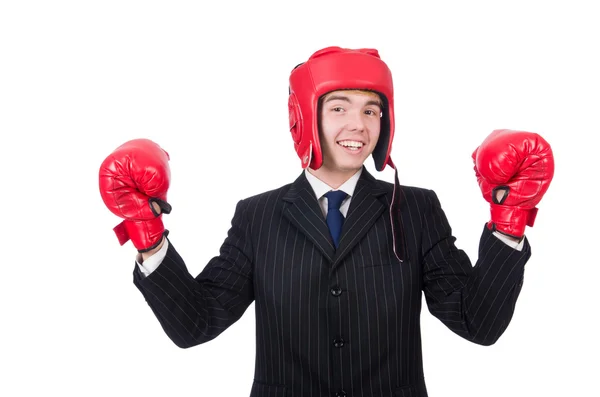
[
  {"xmin": 360, "ymin": 260, "xmax": 403, "ymax": 268},
  {"xmin": 250, "ymin": 379, "xmax": 287, "ymax": 397},
  {"xmin": 361, "ymin": 262, "xmax": 396, "ymax": 268},
  {"xmin": 394, "ymin": 384, "xmax": 421, "ymax": 397},
  {"xmin": 394, "ymin": 377, "xmax": 427, "ymax": 397}
]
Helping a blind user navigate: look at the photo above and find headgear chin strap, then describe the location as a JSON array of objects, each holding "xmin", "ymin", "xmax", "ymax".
[
  {"xmin": 288, "ymin": 46, "xmax": 406, "ymax": 262},
  {"xmin": 388, "ymin": 158, "xmax": 406, "ymax": 263}
]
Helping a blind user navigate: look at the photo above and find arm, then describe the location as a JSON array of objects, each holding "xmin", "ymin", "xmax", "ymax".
[
  {"xmin": 134, "ymin": 201, "xmax": 169, "ymax": 277},
  {"xmin": 493, "ymin": 231, "xmax": 524, "ymax": 250},
  {"xmin": 422, "ymin": 190, "xmax": 531, "ymax": 346},
  {"xmin": 132, "ymin": 199, "xmax": 255, "ymax": 348},
  {"xmin": 135, "ymin": 236, "xmax": 168, "ymax": 277}
]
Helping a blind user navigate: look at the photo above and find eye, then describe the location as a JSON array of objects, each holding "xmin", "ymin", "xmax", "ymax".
[
  {"xmin": 364, "ymin": 109, "xmax": 380, "ymax": 116},
  {"xmin": 332, "ymin": 106, "xmax": 344, "ymax": 112}
]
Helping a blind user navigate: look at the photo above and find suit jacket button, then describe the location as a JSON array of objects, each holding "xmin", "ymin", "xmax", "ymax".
[
  {"xmin": 335, "ymin": 391, "xmax": 347, "ymax": 397},
  {"xmin": 330, "ymin": 287, "xmax": 342, "ymax": 296},
  {"xmin": 333, "ymin": 338, "xmax": 345, "ymax": 348}
]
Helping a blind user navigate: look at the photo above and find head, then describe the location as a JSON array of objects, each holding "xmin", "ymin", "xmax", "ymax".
[
  {"xmin": 288, "ymin": 46, "xmax": 395, "ymax": 173},
  {"xmin": 318, "ymin": 89, "xmax": 383, "ymax": 174}
]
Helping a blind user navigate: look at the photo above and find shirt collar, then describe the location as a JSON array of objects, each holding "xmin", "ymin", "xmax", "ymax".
[{"xmin": 304, "ymin": 168, "xmax": 363, "ymax": 200}]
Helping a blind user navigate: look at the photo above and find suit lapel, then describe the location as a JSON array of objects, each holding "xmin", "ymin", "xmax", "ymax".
[
  {"xmin": 282, "ymin": 172, "xmax": 336, "ymax": 262},
  {"xmin": 333, "ymin": 168, "xmax": 387, "ymax": 268}
]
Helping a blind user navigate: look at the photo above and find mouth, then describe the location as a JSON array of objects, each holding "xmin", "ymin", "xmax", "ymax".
[{"xmin": 336, "ymin": 139, "xmax": 365, "ymax": 154}]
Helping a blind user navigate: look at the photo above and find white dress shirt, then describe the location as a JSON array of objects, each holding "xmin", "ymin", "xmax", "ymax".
[
  {"xmin": 304, "ymin": 167, "xmax": 362, "ymax": 218},
  {"xmin": 136, "ymin": 168, "xmax": 523, "ymax": 276}
]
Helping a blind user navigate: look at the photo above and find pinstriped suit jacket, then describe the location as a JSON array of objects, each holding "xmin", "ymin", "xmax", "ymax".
[{"xmin": 133, "ymin": 167, "xmax": 531, "ymax": 397}]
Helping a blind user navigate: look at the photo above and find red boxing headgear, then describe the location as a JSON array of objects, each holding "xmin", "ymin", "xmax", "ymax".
[{"xmin": 288, "ymin": 46, "xmax": 395, "ymax": 171}]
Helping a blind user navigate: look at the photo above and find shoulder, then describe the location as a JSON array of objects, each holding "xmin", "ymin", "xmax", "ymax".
[
  {"xmin": 224, "ymin": 183, "xmax": 295, "ymax": 227},
  {"xmin": 371, "ymin": 176, "xmax": 438, "ymax": 202},
  {"xmin": 236, "ymin": 182, "xmax": 295, "ymax": 209}
]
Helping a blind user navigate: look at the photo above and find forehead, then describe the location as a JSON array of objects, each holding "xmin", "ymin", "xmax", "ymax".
[{"xmin": 321, "ymin": 89, "xmax": 382, "ymax": 103}]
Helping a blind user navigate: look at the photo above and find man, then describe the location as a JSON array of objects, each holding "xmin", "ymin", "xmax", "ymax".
[{"xmin": 99, "ymin": 46, "xmax": 554, "ymax": 397}]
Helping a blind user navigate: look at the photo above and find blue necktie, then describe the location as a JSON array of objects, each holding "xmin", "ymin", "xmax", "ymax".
[{"xmin": 324, "ymin": 190, "xmax": 348, "ymax": 249}]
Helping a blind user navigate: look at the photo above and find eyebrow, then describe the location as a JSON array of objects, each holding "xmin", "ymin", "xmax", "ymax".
[{"xmin": 324, "ymin": 94, "xmax": 382, "ymax": 109}]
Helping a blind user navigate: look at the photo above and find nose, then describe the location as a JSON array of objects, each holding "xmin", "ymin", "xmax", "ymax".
[{"xmin": 346, "ymin": 110, "xmax": 366, "ymax": 132}]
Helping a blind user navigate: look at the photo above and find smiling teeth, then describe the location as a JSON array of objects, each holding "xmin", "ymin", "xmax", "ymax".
[{"xmin": 338, "ymin": 140, "xmax": 363, "ymax": 148}]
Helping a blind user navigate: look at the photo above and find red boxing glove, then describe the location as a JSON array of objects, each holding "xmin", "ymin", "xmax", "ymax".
[
  {"xmin": 99, "ymin": 139, "xmax": 172, "ymax": 252},
  {"xmin": 472, "ymin": 129, "xmax": 554, "ymax": 239}
]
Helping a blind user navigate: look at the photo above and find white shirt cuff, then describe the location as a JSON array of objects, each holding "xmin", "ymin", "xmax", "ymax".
[
  {"xmin": 493, "ymin": 231, "xmax": 524, "ymax": 251},
  {"xmin": 135, "ymin": 239, "xmax": 170, "ymax": 277}
]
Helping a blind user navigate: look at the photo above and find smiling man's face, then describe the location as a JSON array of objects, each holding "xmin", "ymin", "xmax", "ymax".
[{"xmin": 317, "ymin": 89, "xmax": 382, "ymax": 175}]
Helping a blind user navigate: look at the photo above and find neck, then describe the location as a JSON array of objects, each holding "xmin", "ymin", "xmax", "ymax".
[{"xmin": 307, "ymin": 166, "xmax": 360, "ymax": 189}]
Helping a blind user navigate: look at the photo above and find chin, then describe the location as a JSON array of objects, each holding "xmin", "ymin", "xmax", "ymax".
[{"xmin": 335, "ymin": 160, "xmax": 365, "ymax": 173}]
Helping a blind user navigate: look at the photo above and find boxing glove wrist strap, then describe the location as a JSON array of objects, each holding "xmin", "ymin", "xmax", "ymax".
[
  {"xmin": 113, "ymin": 216, "xmax": 166, "ymax": 252},
  {"xmin": 488, "ymin": 204, "xmax": 538, "ymax": 239}
]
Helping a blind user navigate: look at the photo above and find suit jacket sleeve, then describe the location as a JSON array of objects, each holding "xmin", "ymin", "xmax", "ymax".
[
  {"xmin": 421, "ymin": 190, "xmax": 531, "ymax": 346},
  {"xmin": 132, "ymin": 199, "xmax": 255, "ymax": 348}
]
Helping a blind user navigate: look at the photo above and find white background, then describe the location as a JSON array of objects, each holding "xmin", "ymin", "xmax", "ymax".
[{"xmin": 1, "ymin": 1, "xmax": 598, "ymax": 396}]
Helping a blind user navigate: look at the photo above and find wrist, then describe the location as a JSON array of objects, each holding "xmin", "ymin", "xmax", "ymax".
[
  {"xmin": 490, "ymin": 227, "xmax": 523, "ymax": 243},
  {"xmin": 140, "ymin": 235, "xmax": 166, "ymax": 262}
]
